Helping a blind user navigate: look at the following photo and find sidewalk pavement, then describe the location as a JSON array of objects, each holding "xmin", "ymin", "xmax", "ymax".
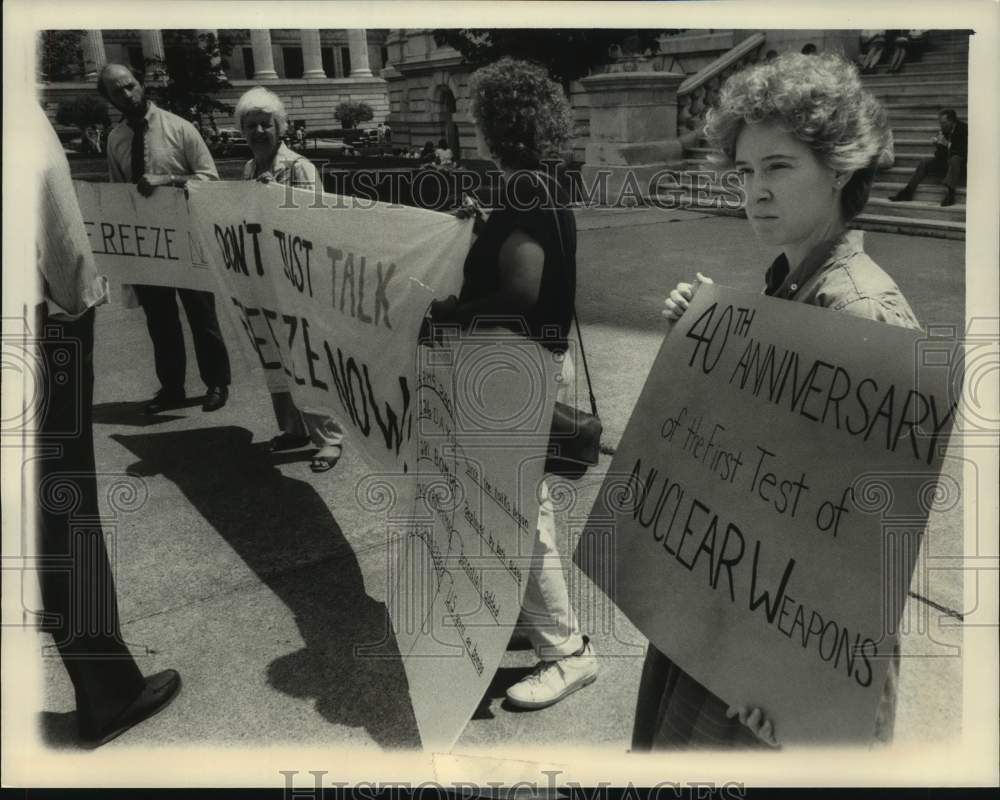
[{"xmin": 36, "ymin": 209, "xmax": 966, "ymax": 755}]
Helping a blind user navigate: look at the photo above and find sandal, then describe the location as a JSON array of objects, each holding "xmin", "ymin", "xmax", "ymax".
[
  {"xmin": 310, "ymin": 445, "xmax": 342, "ymax": 473},
  {"xmin": 270, "ymin": 432, "xmax": 311, "ymax": 452}
]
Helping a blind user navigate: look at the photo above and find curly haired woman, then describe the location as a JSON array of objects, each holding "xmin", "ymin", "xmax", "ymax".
[
  {"xmin": 426, "ymin": 58, "xmax": 599, "ymax": 710},
  {"xmin": 648, "ymin": 52, "xmax": 920, "ymax": 749}
]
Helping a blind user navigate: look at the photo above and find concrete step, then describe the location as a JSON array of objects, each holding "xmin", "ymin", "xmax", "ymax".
[
  {"xmin": 884, "ymin": 103, "xmax": 967, "ymax": 114},
  {"xmin": 892, "ymin": 138, "xmax": 955, "ymax": 156},
  {"xmin": 864, "ymin": 66, "xmax": 968, "ymax": 80},
  {"xmin": 865, "ymin": 196, "xmax": 966, "ymax": 221},
  {"xmin": 886, "ymin": 114, "xmax": 965, "ymax": 128},
  {"xmin": 851, "ymin": 211, "xmax": 965, "ymax": 240},
  {"xmin": 876, "ymin": 95, "xmax": 969, "ymax": 108},
  {"xmin": 866, "ymin": 80, "xmax": 968, "ymax": 96},
  {"xmin": 872, "ymin": 181, "xmax": 966, "ymax": 204}
]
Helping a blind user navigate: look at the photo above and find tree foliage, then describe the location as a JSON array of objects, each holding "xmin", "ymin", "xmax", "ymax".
[
  {"xmin": 40, "ymin": 30, "xmax": 85, "ymax": 82},
  {"xmin": 334, "ymin": 101, "xmax": 374, "ymax": 129},
  {"xmin": 55, "ymin": 94, "xmax": 111, "ymax": 130},
  {"xmin": 144, "ymin": 30, "xmax": 234, "ymax": 121},
  {"xmin": 431, "ymin": 29, "xmax": 670, "ymax": 85}
]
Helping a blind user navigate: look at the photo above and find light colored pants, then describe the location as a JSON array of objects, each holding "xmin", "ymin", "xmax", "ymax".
[
  {"xmin": 271, "ymin": 391, "xmax": 344, "ymax": 448},
  {"xmin": 520, "ymin": 349, "xmax": 585, "ymax": 661}
]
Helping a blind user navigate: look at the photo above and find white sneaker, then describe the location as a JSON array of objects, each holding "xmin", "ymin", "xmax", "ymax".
[{"xmin": 505, "ymin": 638, "xmax": 598, "ymax": 709}]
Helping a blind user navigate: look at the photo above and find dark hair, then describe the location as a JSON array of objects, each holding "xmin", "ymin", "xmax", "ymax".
[
  {"xmin": 939, "ymin": 109, "xmax": 958, "ymax": 122},
  {"xmin": 468, "ymin": 57, "xmax": 572, "ymax": 170},
  {"xmin": 96, "ymin": 63, "xmax": 142, "ymax": 100},
  {"xmin": 437, "ymin": 139, "xmax": 447, "ymax": 148}
]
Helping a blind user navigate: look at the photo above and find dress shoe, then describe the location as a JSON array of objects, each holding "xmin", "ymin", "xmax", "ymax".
[
  {"xmin": 202, "ymin": 385, "xmax": 229, "ymax": 412},
  {"xmin": 888, "ymin": 190, "xmax": 913, "ymax": 202},
  {"xmin": 144, "ymin": 389, "xmax": 186, "ymax": 415},
  {"xmin": 82, "ymin": 669, "xmax": 181, "ymax": 748},
  {"xmin": 940, "ymin": 188, "xmax": 956, "ymax": 207}
]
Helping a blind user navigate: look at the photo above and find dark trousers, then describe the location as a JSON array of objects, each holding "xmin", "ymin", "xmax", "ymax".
[
  {"xmin": 134, "ymin": 285, "xmax": 231, "ymax": 394},
  {"xmin": 904, "ymin": 153, "xmax": 966, "ymax": 193},
  {"xmin": 36, "ymin": 306, "xmax": 145, "ymax": 737}
]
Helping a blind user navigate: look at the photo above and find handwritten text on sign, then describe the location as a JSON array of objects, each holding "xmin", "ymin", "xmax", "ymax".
[
  {"xmin": 391, "ymin": 331, "xmax": 559, "ymax": 749},
  {"xmin": 575, "ymin": 284, "xmax": 958, "ymax": 743},
  {"xmin": 192, "ymin": 181, "xmax": 471, "ymax": 473}
]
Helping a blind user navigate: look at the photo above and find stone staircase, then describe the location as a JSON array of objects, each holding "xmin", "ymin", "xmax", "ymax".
[{"xmin": 669, "ymin": 30, "xmax": 970, "ymax": 239}]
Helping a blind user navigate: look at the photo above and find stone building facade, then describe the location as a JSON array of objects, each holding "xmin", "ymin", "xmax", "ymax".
[{"xmin": 39, "ymin": 29, "xmax": 391, "ymax": 132}]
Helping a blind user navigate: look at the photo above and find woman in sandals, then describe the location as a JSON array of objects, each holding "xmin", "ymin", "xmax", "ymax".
[{"xmin": 236, "ymin": 86, "xmax": 344, "ymax": 472}]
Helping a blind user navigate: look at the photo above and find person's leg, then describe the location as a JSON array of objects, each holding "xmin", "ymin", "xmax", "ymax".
[
  {"xmin": 177, "ymin": 288, "xmax": 231, "ymax": 392},
  {"xmin": 305, "ymin": 414, "xmax": 344, "ymax": 471},
  {"xmin": 505, "ymin": 479, "xmax": 597, "ymax": 709},
  {"xmin": 269, "ymin": 391, "xmax": 311, "ymax": 448},
  {"xmin": 891, "ymin": 156, "xmax": 934, "ymax": 200},
  {"xmin": 36, "ymin": 307, "xmax": 146, "ymax": 736},
  {"xmin": 133, "ymin": 285, "xmax": 185, "ymax": 395},
  {"xmin": 941, "ymin": 155, "xmax": 965, "ymax": 206},
  {"xmin": 520, "ymin": 483, "xmax": 585, "ymax": 660}
]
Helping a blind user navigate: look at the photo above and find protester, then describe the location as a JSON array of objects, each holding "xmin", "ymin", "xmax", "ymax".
[
  {"xmin": 653, "ymin": 53, "xmax": 920, "ymax": 749},
  {"xmin": 34, "ymin": 103, "xmax": 181, "ymax": 747},
  {"xmin": 236, "ymin": 86, "xmax": 346, "ymax": 472},
  {"xmin": 425, "ymin": 58, "xmax": 598, "ymax": 709},
  {"xmin": 889, "ymin": 109, "xmax": 967, "ymax": 207},
  {"xmin": 99, "ymin": 63, "xmax": 232, "ymax": 414}
]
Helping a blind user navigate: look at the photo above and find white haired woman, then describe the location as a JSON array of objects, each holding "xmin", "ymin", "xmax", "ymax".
[
  {"xmin": 236, "ymin": 86, "xmax": 344, "ymax": 472},
  {"xmin": 648, "ymin": 53, "xmax": 920, "ymax": 749}
]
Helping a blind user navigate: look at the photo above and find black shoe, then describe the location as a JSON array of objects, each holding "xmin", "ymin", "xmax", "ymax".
[
  {"xmin": 145, "ymin": 389, "xmax": 186, "ymax": 415},
  {"xmin": 82, "ymin": 669, "xmax": 181, "ymax": 748},
  {"xmin": 202, "ymin": 385, "xmax": 229, "ymax": 412},
  {"xmin": 941, "ymin": 189, "xmax": 956, "ymax": 207},
  {"xmin": 888, "ymin": 190, "xmax": 913, "ymax": 202}
]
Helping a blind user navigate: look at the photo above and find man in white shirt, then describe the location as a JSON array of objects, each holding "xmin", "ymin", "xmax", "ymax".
[{"xmin": 100, "ymin": 63, "xmax": 232, "ymax": 414}]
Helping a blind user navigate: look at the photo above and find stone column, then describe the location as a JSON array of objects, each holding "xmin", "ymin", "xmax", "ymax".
[
  {"xmin": 250, "ymin": 29, "xmax": 279, "ymax": 80},
  {"xmin": 82, "ymin": 30, "xmax": 107, "ymax": 81},
  {"xmin": 197, "ymin": 29, "xmax": 226, "ymax": 80},
  {"xmin": 581, "ymin": 70, "xmax": 686, "ymax": 200},
  {"xmin": 300, "ymin": 29, "xmax": 326, "ymax": 79},
  {"xmin": 140, "ymin": 30, "xmax": 168, "ymax": 84},
  {"xmin": 347, "ymin": 29, "xmax": 373, "ymax": 77}
]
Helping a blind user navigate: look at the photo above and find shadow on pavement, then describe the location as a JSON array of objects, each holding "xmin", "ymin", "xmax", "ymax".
[
  {"xmin": 38, "ymin": 710, "xmax": 81, "ymax": 748},
  {"xmin": 94, "ymin": 400, "xmax": 196, "ymax": 427},
  {"xmin": 112, "ymin": 425, "xmax": 421, "ymax": 749}
]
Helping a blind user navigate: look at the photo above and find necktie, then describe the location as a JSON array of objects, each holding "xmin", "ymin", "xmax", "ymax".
[{"xmin": 130, "ymin": 118, "xmax": 147, "ymax": 184}]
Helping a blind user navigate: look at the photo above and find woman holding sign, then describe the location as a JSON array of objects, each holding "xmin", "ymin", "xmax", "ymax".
[
  {"xmin": 426, "ymin": 58, "xmax": 599, "ymax": 710},
  {"xmin": 236, "ymin": 87, "xmax": 346, "ymax": 473},
  {"xmin": 648, "ymin": 53, "xmax": 921, "ymax": 748}
]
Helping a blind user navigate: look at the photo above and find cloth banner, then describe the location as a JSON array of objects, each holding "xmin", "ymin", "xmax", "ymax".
[
  {"xmin": 75, "ymin": 180, "xmax": 216, "ymax": 293},
  {"xmin": 364, "ymin": 329, "xmax": 559, "ymax": 749},
  {"xmin": 76, "ymin": 180, "xmax": 473, "ymax": 473},
  {"xmin": 574, "ymin": 285, "xmax": 959, "ymax": 743},
  {"xmin": 74, "ymin": 180, "xmax": 564, "ymax": 749}
]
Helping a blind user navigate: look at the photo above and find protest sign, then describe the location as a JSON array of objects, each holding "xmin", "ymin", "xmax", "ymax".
[
  {"xmin": 384, "ymin": 329, "xmax": 560, "ymax": 749},
  {"xmin": 74, "ymin": 181, "xmax": 215, "ymax": 293},
  {"xmin": 575, "ymin": 284, "xmax": 959, "ymax": 743}
]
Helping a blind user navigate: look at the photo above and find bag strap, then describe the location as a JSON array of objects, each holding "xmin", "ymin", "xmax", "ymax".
[{"xmin": 531, "ymin": 172, "xmax": 598, "ymax": 418}]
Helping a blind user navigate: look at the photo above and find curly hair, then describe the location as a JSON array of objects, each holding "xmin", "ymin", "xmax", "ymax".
[
  {"xmin": 468, "ymin": 58, "xmax": 572, "ymax": 170},
  {"xmin": 234, "ymin": 86, "xmax": 289, "ymax": 137},
  {"xmin": 704, "ymin": 52, "xmax": 893, "ymax": 220}
]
